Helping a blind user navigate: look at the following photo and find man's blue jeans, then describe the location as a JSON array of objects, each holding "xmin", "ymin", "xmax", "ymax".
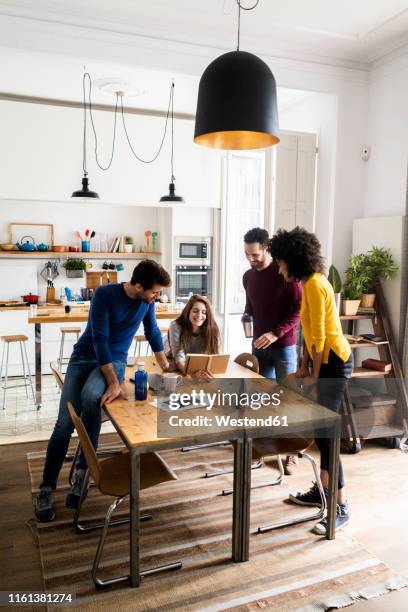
[
  {"xmin": 253, "ymin": 344, "xmax": 297, "ymax": 383},
  {"xmin": 40, "ymin": 354, "xmax": 126, "ymax": 489}
]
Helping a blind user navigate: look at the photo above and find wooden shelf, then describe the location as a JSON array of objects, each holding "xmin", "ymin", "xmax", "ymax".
[
  {"xmin": 352, "ymin": 367, "xmax": 389, "ymax": 378},
  {"xmin": 0, "ymin": 251, "xmax": 161, "ymax": 260},
  {"xmin": 348, "ymin": 342, "xmax": 378, "ymax": 349},
  {"xmin": 340, "ymin": 314, "xmax": 375, "ymax": 320}
]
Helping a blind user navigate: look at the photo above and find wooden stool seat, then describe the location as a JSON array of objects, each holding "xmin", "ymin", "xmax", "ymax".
[
  {"xmin": 1, "ymin": 334, "xmax": 28, "ymax": 342},
  {"xmin": 60, "ymin": 327, "xmax": 82, "ymax": 334},
  {"xmin": 134, "ymin": 334, "xmax": 146, "ymax": 342}
]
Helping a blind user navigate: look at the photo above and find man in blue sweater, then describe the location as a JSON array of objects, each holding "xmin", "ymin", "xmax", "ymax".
[{"xmin": 35, "ymin": 259, "xmax": 171, "ymax": 522}]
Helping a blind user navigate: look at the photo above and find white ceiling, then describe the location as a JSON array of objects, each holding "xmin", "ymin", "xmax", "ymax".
[
  {"xmin": 0, "ymin": 0, "xmax": 407, "ymax": 112},
  {"xmin": 1, "ymin": 0, "xmax": 408, "ymax": 64}
]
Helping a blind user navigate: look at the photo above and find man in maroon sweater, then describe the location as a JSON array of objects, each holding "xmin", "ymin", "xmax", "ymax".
[{"xmin": 243, "ymin": 227, "xmax": 302, "ymax": 473}]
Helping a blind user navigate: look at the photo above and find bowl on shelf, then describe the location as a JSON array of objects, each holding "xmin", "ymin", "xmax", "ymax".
[
  {"xmin": 53, "ymin": 245, "xmax": 68, "ymax": 252},
  {"xmin": 0, "ymin": 244, "xmax": 17, "ymax": 251}
]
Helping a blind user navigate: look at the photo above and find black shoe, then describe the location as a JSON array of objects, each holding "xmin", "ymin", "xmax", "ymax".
[
  {"xmin": 65, "ymin": 469, "xmax": 87, "ymax": 509},
  {"xmin": 35, "ymin": 486, "xmax": 55, "ymax": 522},
  {"xmin": 288, "ymin": 482, "xmax": 327, "ymax": 507},
  {"xmin": 313, "ymin": 502, "xmax": 350, "ymax": 535}
]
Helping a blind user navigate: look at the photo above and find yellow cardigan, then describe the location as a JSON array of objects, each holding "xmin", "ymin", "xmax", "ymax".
[{"xmin": 301, "ymin": 273, "xmax": 351, "ymax": 364}]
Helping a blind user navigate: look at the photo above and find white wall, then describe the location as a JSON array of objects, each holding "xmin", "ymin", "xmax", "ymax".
[
  {"xmin": 364, "ymin": 55, "xmax": 408, "ymax": 218},
  {"xmin": 0, "ymin": 99, "xmax": 222, "ymax": 207}
]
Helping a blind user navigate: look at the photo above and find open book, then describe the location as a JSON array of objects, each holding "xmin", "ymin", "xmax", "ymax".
[{"xmin": 185, "ymin": 353, "xmax": 230, "ymax": 375}]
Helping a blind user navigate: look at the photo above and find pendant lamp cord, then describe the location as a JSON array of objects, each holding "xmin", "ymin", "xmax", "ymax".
[
  {"xmin": 171, "ymin": 81, "xmax": 175, "ymax": 182},
  {"xmin": 236, "ymin": 0, "xmax": 260, "ymax": 51},
  {"xmin": 82, "ymin": 71, "xmax": 174, "ymax": 169},
  {"xmin": 83, "ymin": 72, "xmax": 118, "ymax": 172}
]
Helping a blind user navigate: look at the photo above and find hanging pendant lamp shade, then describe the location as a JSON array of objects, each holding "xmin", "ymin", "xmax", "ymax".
[
  {"xmin": 194, "ymin": 50, "xmax": 279, "ymax": 150},
  {"xmin": 71, "ymin": 175, "xmax": 99, "ymax": 199},
  {"xmin": 160, "ymin": 182, "xmax": 184, "ymax": 203}
]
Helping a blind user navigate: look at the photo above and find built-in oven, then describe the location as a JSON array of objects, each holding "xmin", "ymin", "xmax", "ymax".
[
  {"xmin": 175, "ymin": 265, "xmax": 212, "ymax": 303},
  {"xmin": 175, "ymin": 236, "xmax": 211, "ymax": 266}
]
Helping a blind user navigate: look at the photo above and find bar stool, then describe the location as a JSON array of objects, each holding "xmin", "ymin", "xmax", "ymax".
[
  {"xmin": 133, "ymin": 327, "xmax": 168, "ymax": 358},
  {"xmin": 58, "ymin": 327, "xmax": 81, "ymax": 372},
  {"xmin": 0, "ymin": 335, "xmax": 35, "ymax": 409}
]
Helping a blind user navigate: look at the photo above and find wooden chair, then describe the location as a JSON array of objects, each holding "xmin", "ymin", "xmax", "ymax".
[
  {"xmin": 49, "ymin": 362, "xmax": 124, "ymax": 486},
  {"xmin": 67, "ymin": 402, "xmax": 182, "ymax": 589}
]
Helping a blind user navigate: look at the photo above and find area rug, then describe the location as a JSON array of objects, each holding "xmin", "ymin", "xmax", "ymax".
[{"xmin": 27, "ymin": 438, "xmax": 407, "ymax": 611}]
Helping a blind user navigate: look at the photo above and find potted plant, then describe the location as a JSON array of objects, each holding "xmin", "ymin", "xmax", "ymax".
[
  {"xmin": 63, "ymin": 258, "xmax": 87, "ymax": 278},
  {"xmin": 124, "ymin": 236, "xmax": 134, "ymax": 254},
  {"xmin": 345, "ymin": 246, "xmax": 398, "ymax": 308},
  {"xmin": 328, "ymin": 264, "xmax": 342, "ymax": 313},
  {"xmin": 340, "ymin": 284, "xmax": 361, "ymax": 316}
]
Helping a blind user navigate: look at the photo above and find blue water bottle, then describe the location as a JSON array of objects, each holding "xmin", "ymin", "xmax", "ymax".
[{"xmin": 134, "ymin": 361, "xmax": 148, "ymax": 401}]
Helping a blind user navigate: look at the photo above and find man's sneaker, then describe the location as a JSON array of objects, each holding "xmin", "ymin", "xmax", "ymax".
[
  {"xmin": 312, "ymin": 502, "xmax": 350, "ymax": 535},
  {"xmin": 35, "ymin": 486, "xmax": 55, "ymax": 522},
  {"xmin": 65, "ymin": 469, "xmax": 87, "ymax": 509},
  {"xmin": 288, "ymin": 482, "xmax": 327, "ymax": 507},
  {"xmin": 284, "ymin": 455, "xmax": 299, "ymax": 475}
]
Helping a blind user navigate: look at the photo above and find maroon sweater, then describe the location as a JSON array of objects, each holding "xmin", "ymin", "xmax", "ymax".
[{"xmin": 243, "ymin": 261, "xmax": 302, "ymax": 348}]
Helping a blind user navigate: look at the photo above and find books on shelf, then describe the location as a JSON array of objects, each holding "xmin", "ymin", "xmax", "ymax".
[
  {"xmin": 185, "ymin": 354, "xmax": 230, "ymax": 375},
  {"xmin": 361, "ymin": 334, "xmax": 388, "ymax": 345},
  {"xmin": 361, "ymin": 358, "xmax": 392, "ymax": 373},
  {"xmin": 357, "ymin": 307, "xmax": 376, "ymax": 314}
]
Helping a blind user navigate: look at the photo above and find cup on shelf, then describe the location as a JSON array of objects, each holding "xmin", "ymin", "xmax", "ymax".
[
  {"xmin": 29, "ymin": 304, "xmax": 38, "ymax": 317},
  {"xmin": 81, "ymin": 240, "xmax": 90, "ymax": 252},
  {"xmin": 65, "ymin": 304, "xmax": 71, "ymax": 314}
]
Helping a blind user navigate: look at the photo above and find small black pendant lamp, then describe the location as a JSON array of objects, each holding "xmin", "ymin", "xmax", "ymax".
[
  {"xmin": 160, "ymin": 82, "xmax": 184, "ymax": 203},
  {"xmin": 72, "ymin": 73, "xmax": 99, "ymax": 199},
  {"xmin": 194, "ymin": 0, "xmax": 279, "ymax": 150}
]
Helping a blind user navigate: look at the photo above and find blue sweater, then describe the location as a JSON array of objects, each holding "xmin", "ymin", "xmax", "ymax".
[{"xmin": 74, "ymin": 283, "xmax": 163, "ymax": 365}]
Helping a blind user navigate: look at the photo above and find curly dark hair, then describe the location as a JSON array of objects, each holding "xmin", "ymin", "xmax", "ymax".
[
  {"xmin": 269, "ymin": 227, "xmax": 325, "ymax": 280},
  {"xmin": 243, "ymin": 227, "xmax": 269, "ymax": 247}
]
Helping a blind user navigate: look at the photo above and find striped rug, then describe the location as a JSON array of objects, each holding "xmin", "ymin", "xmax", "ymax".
[{"xmin": 27, "ymin": 437, "xmax": 407, "ymax": 611}]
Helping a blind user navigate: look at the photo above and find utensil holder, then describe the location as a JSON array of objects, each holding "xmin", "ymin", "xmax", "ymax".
[
  {"xmin": 46, "ymin": 287, "xmax": 55, "ymax": 302},
  {"xmin": 81, "ymin": 240, "xmax": 90, "ymax": 252}
]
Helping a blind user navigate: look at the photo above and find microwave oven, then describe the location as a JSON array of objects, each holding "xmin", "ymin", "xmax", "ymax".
[{"xmin": 174, "ymin": 237, "xmax": 211, "ymax": 266}]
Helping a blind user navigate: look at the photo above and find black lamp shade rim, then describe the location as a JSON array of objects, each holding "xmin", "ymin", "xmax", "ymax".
[{"xmin": 71, "ymin": 190, "xmax": 100, "ymax": 198}]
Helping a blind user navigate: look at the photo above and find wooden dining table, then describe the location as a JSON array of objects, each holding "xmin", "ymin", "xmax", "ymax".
[
  {"xmin": 27, "ymin": 306, "xmax": 181, "ymax": 408},
  {"xmin": 105, "ymin": 356, "xmax": 341, "ymax": 587}
]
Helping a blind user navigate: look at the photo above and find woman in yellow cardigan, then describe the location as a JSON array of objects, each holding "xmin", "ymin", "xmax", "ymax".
[{"xmin": 269, "ymin": 227, "xmax": 353, "ymax": 534}]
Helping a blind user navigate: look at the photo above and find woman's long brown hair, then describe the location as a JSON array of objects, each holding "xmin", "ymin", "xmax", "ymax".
[{"xmin": 175, "ymin": 295, "xmax": 220, "ymax": 354}]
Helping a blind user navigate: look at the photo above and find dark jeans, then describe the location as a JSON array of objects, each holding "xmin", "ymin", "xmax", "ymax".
[
  {"xmin": 315, "ymin": 350, "xmax": 353, "ymax": 490},
  {"xmin": 40, "ymin": 354, "xmax": 126, "ymax": 489}
]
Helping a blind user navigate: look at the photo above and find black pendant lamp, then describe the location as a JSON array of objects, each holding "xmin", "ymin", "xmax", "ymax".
[
  {"xmin": 160, "ymin": 82, "xmax": 184, "ymax": 203},
  {"xmin": 72, "ymin": 73, "xmax": 99, "ymax": 199},
  {"xmin": 194, "ymin": 0, "xmax": 279, "ymax": 150}
]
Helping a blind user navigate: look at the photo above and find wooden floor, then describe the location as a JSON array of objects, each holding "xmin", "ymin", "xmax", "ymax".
[{"xmin": 0, "ymin": 439, "xmax": 407, "ymax": 610}]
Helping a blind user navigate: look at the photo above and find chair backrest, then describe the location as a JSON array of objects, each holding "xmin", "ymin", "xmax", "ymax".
[
  {"xmin": 234, "ymin": 352, "xmax": 259, "ymax": 374},
  {"xmin": 67, "ymin": 402, "xmax": 101, "ymax": 487},
  {"xmin": 49, "ymin": 362, "xmax": 64, "ymax": 390}
]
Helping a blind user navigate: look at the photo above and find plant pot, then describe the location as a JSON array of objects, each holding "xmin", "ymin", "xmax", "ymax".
[
  {"xmin": 66, "ymin": 270, "xmax": 85, "ymax": 278},
  {"xmin": 125, "ymin": 244, "xmax": 134, "ymax": 253},
  {"xmin": 340, "ymin": 299, "xmax": 361, "ymax": 316},
  {"xmin": 360, "ymin": 293, "xmax": 376, "ymax": 308}
]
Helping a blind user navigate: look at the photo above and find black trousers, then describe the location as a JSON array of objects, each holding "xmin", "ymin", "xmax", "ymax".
[{"xmin": 315, "ymin": 350, "xmax": 353, "ymax": 490}]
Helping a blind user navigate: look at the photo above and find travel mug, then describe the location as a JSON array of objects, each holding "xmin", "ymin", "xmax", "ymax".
[{"xmin": 241, "ymin": 313, "xmax": 254, "ymax": 338}]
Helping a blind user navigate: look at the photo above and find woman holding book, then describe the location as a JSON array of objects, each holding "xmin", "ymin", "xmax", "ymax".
[
  {"xmin": 269, "ymin": 227, "xmax": 353, "ymax": 535},
  {"xmin": 165, "ymin": 294, "xmax": 221, "ymax": 380}
]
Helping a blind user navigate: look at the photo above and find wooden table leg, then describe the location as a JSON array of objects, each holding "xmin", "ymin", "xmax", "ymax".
[
  {"xmin": 34, "ymin": 323, "xmax": 42, "ymax": 409},
  {"xmin": 327, "ymin": 420, "xmax": 340, "ymax": 539},
  {"xmin": 130, "ymin": 449, "xmax": 141, "ymax": 586}
]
